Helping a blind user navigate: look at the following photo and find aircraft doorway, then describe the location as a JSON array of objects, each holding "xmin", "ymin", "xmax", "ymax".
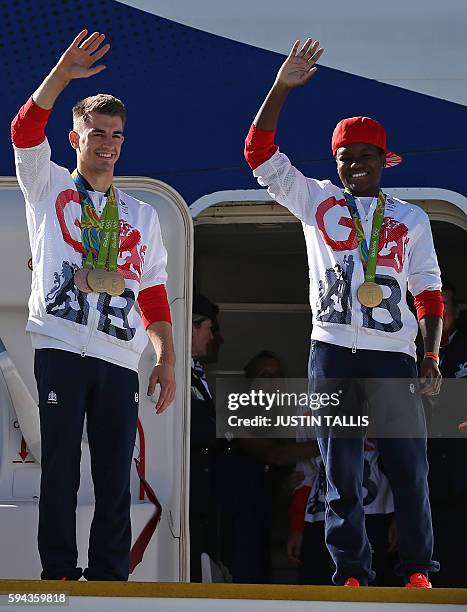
[{"xmin": 191, "ymin": 191, "xmax": 467, "ymax": 585}]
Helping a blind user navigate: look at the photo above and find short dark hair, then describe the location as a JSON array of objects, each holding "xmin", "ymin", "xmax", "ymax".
[
  {"xmin": 72, "ymin": 94, "xmax": 126, "ymax": 131},
  {"xmin": 192, "ymin": 293, "xmax": 218, "ymax": 321},
  {"xmin": 243, "ymin": 350, "xmax": 284, "ymax": 378}
]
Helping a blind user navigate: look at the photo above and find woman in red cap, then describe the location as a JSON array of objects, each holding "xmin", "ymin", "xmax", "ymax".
[{"xmin": 244, "ymin": 38, "xmax": 444, "ymax": 588}]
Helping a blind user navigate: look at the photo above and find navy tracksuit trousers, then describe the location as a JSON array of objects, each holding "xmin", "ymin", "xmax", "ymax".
[
  {"xmin": 34, "ymin": 349, "xmax": 139, "ymax": 581},
  {"xmin": 309, "ymin": 340, "xmax": 440, "ymax": 585}
]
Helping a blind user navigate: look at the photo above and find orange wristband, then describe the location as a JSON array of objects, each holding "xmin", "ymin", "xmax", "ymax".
[{"xmin": 424, "ymin": 352, "xmax": 439, "ymax": 363}]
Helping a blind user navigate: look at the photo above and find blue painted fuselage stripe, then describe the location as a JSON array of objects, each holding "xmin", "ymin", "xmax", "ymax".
[{"xmin": 2, "ymin": 0, "xmax": 466, "ymax": 204}]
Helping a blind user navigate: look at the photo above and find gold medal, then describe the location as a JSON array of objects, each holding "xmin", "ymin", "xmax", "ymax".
[
  {"xmin": 87, "ymin": 269, "xmax": 108, "ymax": 294},
  {"xmin": 87, "ymin": 269, "xmax": 125, "ymax": 296},
  {"xmin": 357, "ymin": 282, "xmax": 383, "ymax": 308},
  {"xmin": 74, "ymin": 175, "xmax": 124, "ymax": 297},
  {"xmin": 103, "ymin": 271, "xmax": 125, "ymax": 296}
]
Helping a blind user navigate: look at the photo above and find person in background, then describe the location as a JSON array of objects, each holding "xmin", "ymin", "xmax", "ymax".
[
  {"xmin": 190, "ymin": 293, "xmax": 227, "ymax": 581},
  {"xmin": 288, "ymin": 439, "xmax": 398, "ymax": 586},
  {"xmin": 213, "ymin": 351, "xmax": 287, "ymax": 583},
  {"xmin": 217, "ymin": 350, "xmax": 323, "ymax": 583},
  {"xmin": 425, "ymin": 280, "xmax": 467, "ymax": 587}
]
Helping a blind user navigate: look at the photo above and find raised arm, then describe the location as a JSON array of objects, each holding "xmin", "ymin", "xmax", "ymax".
[
  {"xmin": 12, "ymin": 31, "xmax": 110, "ymax": 203},
  {"xmin": 253, "ymin": 38, "xmax": 324, "ymax": 131},
  {"xmin": 245, "ymin": 38, "xmax": 323, "ymax": 172},
  {"xmin": 12, "ymin": 30, "xmax": 110, "ymax": 147},
  {"xmin": 244, "ymin": 38, "xmax": 327, "ymax": 224},
  {"xmin": 33, "ymin": 30, "xmax": 110, "ymax": 110}
]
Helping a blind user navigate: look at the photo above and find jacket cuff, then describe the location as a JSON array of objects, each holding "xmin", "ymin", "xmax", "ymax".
[
  {"xmin": 244, "ymin": 123, "xmax": 278, "ymax": 170},
  {"xmin": 414, "ymin": 289, "xmax": 444, "ymax": 321},
  {"xmin": 137, "ymin": 284, "xmax": 172, "ymax": 328},
  {"xmin": 11, "ymin": 96, "xmax": 52, "ymax": 148}
]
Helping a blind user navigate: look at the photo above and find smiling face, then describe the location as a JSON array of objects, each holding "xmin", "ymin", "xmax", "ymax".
[
  {"xmin": 70, "ymin": 111, "xmax": 124, "ymax": 178},
  {"xmin": 336, "ymin": 142, "xmax": 385, "ymax": 196}
]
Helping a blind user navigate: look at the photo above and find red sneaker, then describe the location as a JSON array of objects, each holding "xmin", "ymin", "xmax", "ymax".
[
  {"xmin": 405, "ymin": 573, "xmax": 432, "ymax": 588},
  {"xmin": 344, "ymin": 577, "xmax": 360, "ymax": 587}
]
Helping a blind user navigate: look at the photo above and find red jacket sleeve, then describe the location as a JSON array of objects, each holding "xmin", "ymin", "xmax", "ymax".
[
  {"xmin": 288, "ymin": 485, "xmax": 311, "ymax": 533},
  {"xmin": 413, "ymin": 290, "xmax": 444, "ymax": 321},
  {"xmin": 137, "ymin": 284, "xmax": 172, "ymax": 328},
  {"xmin": 11, "ymin": 97, "xmax": 51, "ymax": 148},
  {"xmin": 244, "ymin": 123, "xmax": 278, "ymax": 170}
]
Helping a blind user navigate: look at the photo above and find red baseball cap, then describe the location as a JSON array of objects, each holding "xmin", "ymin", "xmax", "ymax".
[{"xmin": 331, "ymin": 116, "xmax": 402, "ymax": 168}]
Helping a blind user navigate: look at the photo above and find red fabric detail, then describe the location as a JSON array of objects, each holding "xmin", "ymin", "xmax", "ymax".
[
  {"xmin": 332, "ymin": 116, "xmax": 387, "ymax": 155},
  {"xmin": 405, "ymin": 573, "xmax": 432, "ymax": 588},
  {"xmin": 288, "ymin": 485, "xmax": 311, "ymax": 533},
  {"xmin": 377, "ymin": 218, "xmax": 409, "ymax": 272},
  {"xmin": 414, "ymin": 290, "xmax": 444, "ymax": 321},
  {"xmin": 129, "ymin": 457, "xmax": 162, "ymax": 573},
  {"xmin": 331, "ymin": 116, "xmax": 402, "ymax": 168},
  {"xmin": 136, "ymin": 419, "xmax": 146, "ymax": 501},
  {"xmin": 137, "ymin": 284, "xmax": 172, "ymax": 327},
  {"xmin": 344, "ymin": 578, "xmax": 361, "ymax": 587},
  {"xmin": 11, "ymin": 97, "xmax": 51, "ymax": 148},
  {"xmin": 316, "ymin": 196, "xmax": 357, "ymax": 252},
  {"xmin": 55, "ymin": 189, "xmax": 86, "ymax": 255},
  {"xmin": 244, "ymin": 124, "xmax": 278, "ymax": 170}
]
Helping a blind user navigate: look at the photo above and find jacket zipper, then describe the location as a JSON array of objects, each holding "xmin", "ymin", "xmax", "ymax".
[
  {"xmin": 351, "ymin": 283, "xmax": 359, "ymax": 354},
  {"xmin": 81, "ymin": 293, "xmax": 100, "ymax": 357},
  {"xmin": 351, "ymin": 199, "xmax": 371, "ymax": 354}
]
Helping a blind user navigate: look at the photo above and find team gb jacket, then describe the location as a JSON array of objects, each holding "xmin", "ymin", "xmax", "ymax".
[
  {"xmin": 251, "ymin": 148, "xmax": 442, "ymax": 358},
  {"xmin": 14, "ymin": 137, "xmax": 168, "ymax": 372}
]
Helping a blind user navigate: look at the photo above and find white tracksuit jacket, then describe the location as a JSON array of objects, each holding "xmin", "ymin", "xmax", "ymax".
[
  {"xmin": 253, "ymin": 149, "xmax": 441, "ymax": 358},
  {"xmin": 14, "ymin": 138, "xmax": 168, "ymax": 372}
]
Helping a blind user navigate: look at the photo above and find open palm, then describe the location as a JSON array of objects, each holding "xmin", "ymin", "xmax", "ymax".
[
  {"xmin": 56, "ymin": 30, "xmax": 110, "ymax": 80},
  {"xmin": 276, "ymin": 38, "xmax": 324, "ymax": 89}
]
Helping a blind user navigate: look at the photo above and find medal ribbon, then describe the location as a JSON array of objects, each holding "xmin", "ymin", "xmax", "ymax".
[
  {"xmin": 72, "ymin": 171, "xmax": 120, "ymax": 272},
  {"xmin": 94, "ymin": 188, "xmax": 119, "ymax": 271},
  {"xmin": 344, "ymin": 191, "xmax": 386, "ymax": 283}
]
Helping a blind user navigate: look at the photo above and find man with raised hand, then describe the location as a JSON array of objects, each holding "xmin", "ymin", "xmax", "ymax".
[
  {"xmin": 244, "ymin": 38, "xmax": 444, "ymax": 588},
  {"xmin": 11, "ymin": 30, "xmax": 176, "ymax": 581}
]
